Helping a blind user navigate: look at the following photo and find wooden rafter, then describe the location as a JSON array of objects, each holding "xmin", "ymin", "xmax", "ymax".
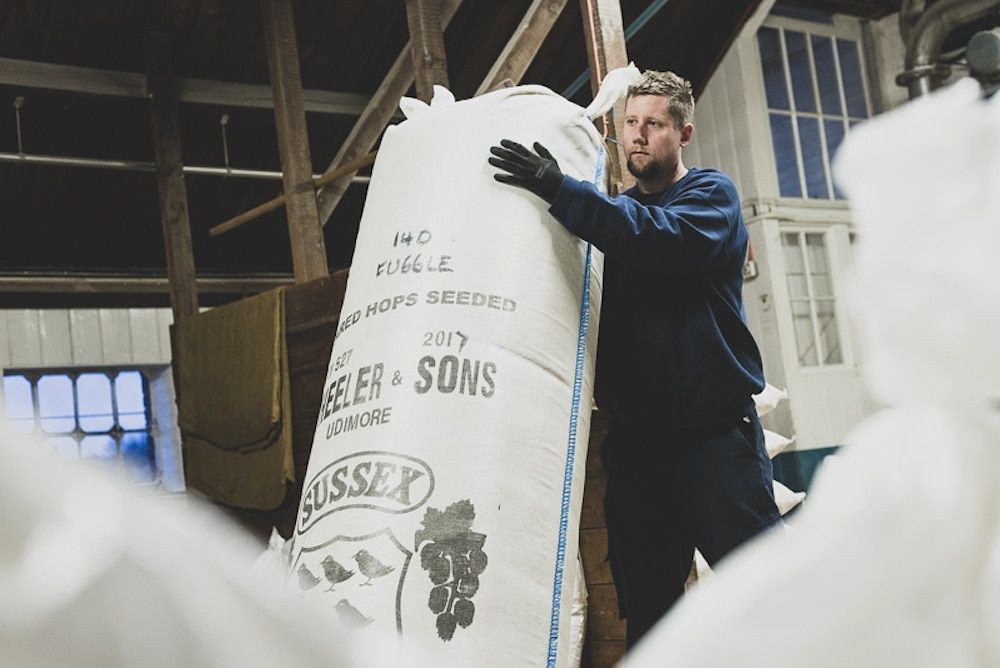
[
  {"xmin": 476, "ymin": 0, "xmax": 570, "ymax": 96},
  {"xmin": 315, "ymin": 0, "xmax": 464, "ymax": 227},
  {"xmin": 405, "ymin": 0, "xmax": 451, "ymax": 103},
  {"xmin": 260, "ymin": 0, "xmax": 328, "ymax": 284},
  {"xmin": 224, "ymin": 0, "xmax": 573, "ymax": 240},
  {"xmin": 575, "ymin": 9, "xmax": 632, "ymax": 662},
  {"xmin": 145, "ymin": 32, "xmax": 198, "ymax": 319},
  {"xmin": 579, "ymin": 0, "xmax": 634, "ymax": 194},
  {"xmin": 0, "ymin": 275, "xmax": 293, "ymax": 295},
  {"xmin": 0, "ymin": 57, "xmax": 371, "ymax": 115}
]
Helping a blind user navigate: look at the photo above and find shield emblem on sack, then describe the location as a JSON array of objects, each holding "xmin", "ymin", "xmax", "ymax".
[{"xmin": 292, "ymin": 527, "xmax": 413, "ymax": 633}]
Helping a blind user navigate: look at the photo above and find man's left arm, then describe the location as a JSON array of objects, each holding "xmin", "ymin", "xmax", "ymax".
[
  {"xmin": 549, "ymin": 176, "xmax": 735, "ymax": 273},
  {"xmin": 489, "ymin": 140, "xmax": 738, "ymax": 273}
]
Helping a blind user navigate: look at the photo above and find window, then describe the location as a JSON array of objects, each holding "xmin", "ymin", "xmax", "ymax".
[
  {"xmin": 758, "ymin": 23, "xmax": 869, "ymax": 199},
  {"xmin": 781, "ymin": 231, "xmax": 843, "ymax": 367},
  {"xmin": 3, "ymin": 368, "xmax": 157, "ymax": 483}
]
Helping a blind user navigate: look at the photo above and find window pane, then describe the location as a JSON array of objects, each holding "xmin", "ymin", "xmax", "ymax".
[
  {"xmin": 806, "ymin": 233, "xmax": 834, "ymax": 297},
  {"xmin": 817, "ymin": 299, "xmax": 843, "ymax": 364},
  {"xmin": 122, "ymin": 433, "xmax": 156, "ymax": 483},
  {"xmin": 77, "ymin": 373, "xmax": 114, "ymax": 432},
  {"xmin": 837, "ymin": 39, "xmax": 869, "ymax": 118},
  {"xmin": 791, "ymin": 300, "xmax": 819, "ymax": 366},
  {"xmin": 797, "ymin": 117, "xmax": 829, "ymax": 199},
  {"xmin": 7, "ymin": 368, "xmax": 156, "ymax": 483},
  {"xmin": 769, "ymin": 114, "xmax": 802, "ymax": 197},
  {"xmin": 758, "ymin": 27, "xmax": 790, "ymax": 110},
  {"xmin": 805, "ymin": 232, "xmax": 828, "ymax": 270},
  {"xmin": 81, "ymin": 435, "xmax": 117, "ymax": 459},
  {"xmin": 786, "ymin": 270, "xmax": 809, "ymax": 298},
  {"xmin": 824, "ymin": 120, "xmax": 847, "ymax": 199},
  {"xmin": 782, "ymin": 233, "xmax": 809, "ymax": 298},
  {"xmin": 785, "ymin": 31, "xmax": 817, "ymax": 113},
  {"xmin": 3, "ymin": 375, "xmax": 35, "ymax": 433},
  {"xmin": 46, "ymin": 436, "xmax": 79, "ymax": 459},
  {"xmin": 116, "ymin": 371, "xmax": 148, "ymax": 430},
  {"xmin": 811, "ymin": 35, "xmax": 842, "ymax": 115},
  {"xmin": 37, "ymin": 375, "xmax": 75, "ymax": 433}
]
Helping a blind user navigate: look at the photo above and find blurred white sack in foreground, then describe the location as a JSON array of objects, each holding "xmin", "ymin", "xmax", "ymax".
[
  {"xmin": 0, "ymin": 429, "xmax": 422, "ymax": 668},
  {"xmin": 623, "ymin": 78, "xmax": 1000, "ymax": 667}
]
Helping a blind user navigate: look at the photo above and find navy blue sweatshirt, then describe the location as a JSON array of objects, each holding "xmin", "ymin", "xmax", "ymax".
[{"xmin": 548, "ymin": 167, "xmax": 764, "ymax": 427}]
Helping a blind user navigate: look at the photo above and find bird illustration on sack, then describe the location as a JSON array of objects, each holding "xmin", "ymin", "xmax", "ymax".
[
  {"xmin": 354, "ymin": 548, "xmax": 395, "ymax": 585},
  {"xmin": 296, "ymin": 563, "xmax": 323, "ymax": 590},
  {"xmin": 335, "ymin": 598, "xmax": 374, "ymax": 630},
  {"xmin": 321, "ymin": 555, "xmax": 355, "ymax": 590},
  {"xmin": 292, "ymin": 528, "xmax": 413, "ymax": 633}
]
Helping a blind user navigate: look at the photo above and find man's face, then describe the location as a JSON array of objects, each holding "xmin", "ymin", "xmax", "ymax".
[{"xmin": 623, "ymin": 94, "xmax": 692, "ymax": 184}]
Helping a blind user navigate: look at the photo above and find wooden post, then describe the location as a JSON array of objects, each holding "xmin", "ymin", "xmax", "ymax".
[
  {"xmin": 581, "ymin": 410, "xmax": 626, "ymax": 666},
  {"xmin": 260, "ymin": 0, "xmax": 328, "ymax": 284},
  {"xmin": 145, "ymin": 32, "xmax": 198, "ymax": 320},
  {"xmin": 315, "ymin": 0, "xmax": 464, "ymax": 227},
  {"xmin": 404, "ymin": 0, "xmax": 450, "ymax": 103},
  {"xmin": 579, "ymin": 0, "xmax": 634, "ymax": 194},
  {"xmin": 577, "ymin": 3, "xmax": 631, "ymax": 666}
]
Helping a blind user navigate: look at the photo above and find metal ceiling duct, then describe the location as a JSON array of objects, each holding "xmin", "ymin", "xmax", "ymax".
[{"xmin": 898, "ymin": 0, "xmax": 1000, "ymax": 98}]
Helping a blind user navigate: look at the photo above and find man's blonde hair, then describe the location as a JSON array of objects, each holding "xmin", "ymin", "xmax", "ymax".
[{"xmin": 627, "ymin": 70, "xmax": 694, "ymax": 129}]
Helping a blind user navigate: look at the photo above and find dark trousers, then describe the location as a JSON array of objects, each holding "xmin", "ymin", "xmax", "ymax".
[{"xmin": 601, "ymin": 412, "xmax": 782, "ymax": 647}]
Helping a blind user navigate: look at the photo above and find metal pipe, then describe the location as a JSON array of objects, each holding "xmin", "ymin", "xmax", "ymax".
[
  {"xmin": 210, "ymin": 151, "xmax": 376, "ymax": 237},
  {"xmin": 898, "ymin": 0, "xmax": 926, "ymax": 50},
  {"xmin": 900, "ymin": 0, "xmax": 1000, "ymax": 98},
  {"xmin": 0, "ymin": 150, "xmax": 370, "ymax": 183}
]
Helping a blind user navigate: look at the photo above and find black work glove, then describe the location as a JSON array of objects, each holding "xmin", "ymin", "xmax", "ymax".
[{"xmin": 488, "ymin": 139, "xmax": 564, "ymax": 203}]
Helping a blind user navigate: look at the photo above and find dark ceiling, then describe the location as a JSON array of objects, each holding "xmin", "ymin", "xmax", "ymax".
[
  {"xmin": 779, "ymin": 0, "xmax": 900, "ymax": 19},
  {"xmin": 0, "ymin": 0, "xmax": 899, "ymax": 306}
]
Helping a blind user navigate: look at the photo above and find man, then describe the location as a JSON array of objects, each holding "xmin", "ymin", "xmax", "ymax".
[{"xmin": 488, "ymin": 70, "xmax": 781, "ymax": 647}]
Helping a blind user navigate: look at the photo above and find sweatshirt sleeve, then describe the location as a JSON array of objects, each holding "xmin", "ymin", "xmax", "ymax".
[{"xmin": 548, "ymin": 173, "xmax": 738, "ymax": 272}]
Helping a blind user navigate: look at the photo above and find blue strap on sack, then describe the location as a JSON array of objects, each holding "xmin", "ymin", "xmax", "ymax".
[{"xmin": 547, "ymin": 144, "xmax": 604, "ymax": 666}]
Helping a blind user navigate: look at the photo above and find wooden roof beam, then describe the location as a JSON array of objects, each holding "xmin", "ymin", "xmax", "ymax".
[
  {"xmin": 218, "ymin": 0, "xmax": 568, "ymax": 238},
  {"xmin": 405, "ymin": 0, "xmax": 451, "ymax": 103},
  {"xmin": 0, "ymin": 57, "xmax": 371, "ymax": 115},
  {"xmin": 316, "ymin": 0, "xmax": 464, "ymax": 227},
  {"xmin": 0, "ymin": 275, "xmax": 294, "ymax": 295},
  {"xmin": 145, "ymin": 33, "xmax": 198, "ymax": 320},
  {"xmin": 476, "ymin": 0, "xmax": 570, "ymax": 96}
]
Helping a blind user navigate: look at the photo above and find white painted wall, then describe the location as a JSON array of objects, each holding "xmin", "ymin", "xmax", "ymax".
[
  {"xmin": 743, "ymin": 218, "xmax": 795, "ymax": 441},
  {"xmin": 689, "ymin": 20, "xmax": 778, "ymax": 202},
  {"xmin": 0, "ymin": 307, "xmax": 174, "ymax": 368},
  {"xmin": 862, "ymin": 13, "xmax": 908, "ymax": 113}
]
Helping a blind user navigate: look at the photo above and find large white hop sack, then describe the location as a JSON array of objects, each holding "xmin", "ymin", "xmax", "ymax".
[
  {"xmin": 623, "ymin": 79, "xmax": 1000, "ymax": 668},
  {"xmin": 291, "ymin": 84, "xmax": 607, "ymax": 666}
]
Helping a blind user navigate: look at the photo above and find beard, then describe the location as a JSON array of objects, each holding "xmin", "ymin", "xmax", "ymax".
[{"xmin": 627, "ymin": 153, "xmax": 662, "ymax": 180}]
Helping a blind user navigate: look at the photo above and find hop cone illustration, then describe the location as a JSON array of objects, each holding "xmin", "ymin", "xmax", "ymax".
[{"xmin": 415, "ymin": 500, "xmax": 488, "ymax": 641}]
